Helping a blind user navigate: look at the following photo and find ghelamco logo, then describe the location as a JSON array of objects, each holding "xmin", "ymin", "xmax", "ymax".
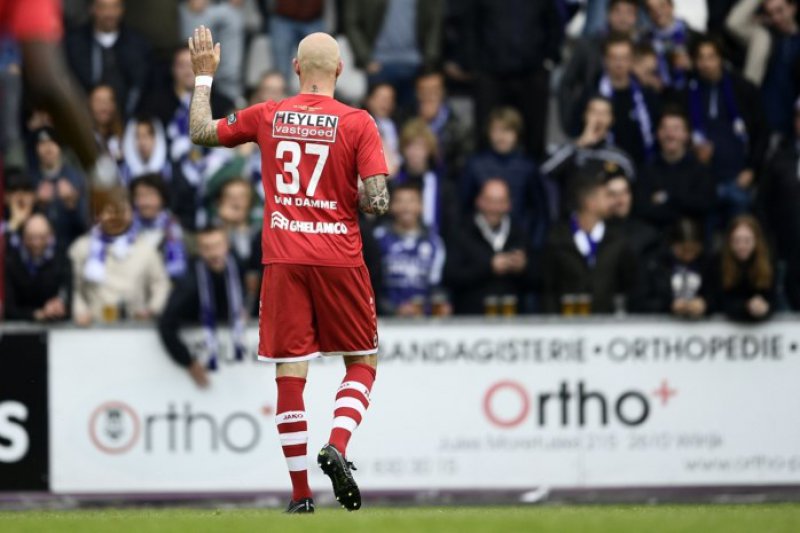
[
  {"xmin": 88, "ymin": 401, "xmax": 269, "ymax": 455},
  {"xmin": 483, "ymin": 379, "xmax": 678, "ymax": 428}
]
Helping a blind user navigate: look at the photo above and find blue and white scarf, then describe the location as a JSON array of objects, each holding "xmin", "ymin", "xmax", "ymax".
[
  {"xmin": 688, "ymin": 74, "xmax": 748, "ymax": 147},
  {"xmin": 651, "ymin": 19, "xmax": 689, "ymax": 88},
  {"xmin": 131, "ymin": 211, "xmax": 187, "ymax": 277},
  {"xmin": 196, "ymin": 255, "xmax": 246, "ymax": 370},
  {"xmin": 570, "ymin": 215, "xmax": 605, "ymax": 268},
  {"xmin": 599, "ymin": 74, "xmax": 656, "ymax": 158},
  {"xmin": 83, "ymin": 225, "xmax": 137, "ymax": 283}
]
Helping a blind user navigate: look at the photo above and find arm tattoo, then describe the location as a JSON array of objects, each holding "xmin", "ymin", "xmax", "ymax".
[
  {"xmin": 359, "ymin": 175, "xmax": 390, "ymax": 215},
  {"xmin": 189, "ymin": 85, "xmax": 220, "ymax": 147}
]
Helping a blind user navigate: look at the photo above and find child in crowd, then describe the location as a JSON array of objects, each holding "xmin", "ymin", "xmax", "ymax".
[{"xmin": 373, "ymin": 182, "xmax": 448, "ymax": 317}]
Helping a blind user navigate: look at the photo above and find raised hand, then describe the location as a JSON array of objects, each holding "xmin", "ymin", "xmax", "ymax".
[{"xmin": 188, "ymin": 25, "xmax": 221, "ymax": 76}]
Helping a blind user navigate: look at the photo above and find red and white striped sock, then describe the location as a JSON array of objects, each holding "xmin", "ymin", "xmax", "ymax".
[
  {"xmin": 275, "ymin": 376, "xmax": 312, "ymax": 501},
  {"xmin": 328, "ymin": 363, "xmax": 376, "ymax": 456}
]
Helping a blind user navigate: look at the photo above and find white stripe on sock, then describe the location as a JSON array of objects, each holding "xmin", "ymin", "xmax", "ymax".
[
  {"xmin": 333, "ymin": 415, "xmax": 359, "ymax": 433},
  {"xmin": 279, "ymin": 430, "xmax": 308, "ymax": 446},
  {"xmin": 275, "ymin": 410, "xmax": 306, "ymax": 425},
  {"xmin": 337, "ymin": 381, "xmax": 370, "ymax": 401},
  {"xmin": 334, "ymin": 396, "xmax": 367, "ymax": 417},
  {"xmin": 286, "ymin": 455, "xmax": 307, "ymax": 472}
]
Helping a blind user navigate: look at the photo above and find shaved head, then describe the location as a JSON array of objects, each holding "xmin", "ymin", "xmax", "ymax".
[{"xmin": 295, "ymin": 32, "xmax": 341, "ymax": 78}]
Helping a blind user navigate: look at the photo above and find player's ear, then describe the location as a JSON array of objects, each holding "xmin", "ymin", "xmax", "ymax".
[
  {"xmin": 293, "ymin": 58, "xmax": 300, "ymax": 77},
  {"xmin": 336, "ymin": 59, "xmax": 344, "ymax": 79}
]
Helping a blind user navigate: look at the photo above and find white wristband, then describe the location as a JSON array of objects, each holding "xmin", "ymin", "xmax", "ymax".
[{"xmin": 195, "ymin": 75, "xmax": 213, "ymax": 88}]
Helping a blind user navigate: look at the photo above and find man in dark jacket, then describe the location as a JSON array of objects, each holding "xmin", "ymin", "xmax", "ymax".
[
  {"xmin": 542, "ymin": 174, "xmax": 638, "ymax": 314},
  {"xmin": 343, "ymin": 0, "xmax": 444, "ymax": 108},
  {"xmin": 4, "ymin": 214, "xmax": 70, "ymax": 322},
  {"xmin": 157, "ymin": 225, "xmax": 246, "ymax": 388},
  {"xmin": 461, "ymin": 0, "xmax": 563, "ymax": 158},
  {"xmin": 584, "ymin": 35, "xmax": 661, "ymax": 167},
  {"xmin": 559, "ymin": 0, "xmax": 640, "ymax": 133},
  {"xmin": 445, "ymin": 179, "xmax": 536, "ymax": 315},
  {"xmin": 64, "ymin": 0, "xmax": 150, "ymax": 116},
  {"xmin": 634, "ymin": 110, "xmax": 716, "ymax": 235},
  {"xmin": 761, "ymin": 99, "xmax": 800, "ymax": 310},
  {"xmin": 684, "ymin": 36, "xmax": 768, "ymax": 219}
]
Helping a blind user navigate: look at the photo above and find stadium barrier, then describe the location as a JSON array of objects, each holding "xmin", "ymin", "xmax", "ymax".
[{"xmin": 2, "ymin": 317, "xmax": 800, "ymax": 499}]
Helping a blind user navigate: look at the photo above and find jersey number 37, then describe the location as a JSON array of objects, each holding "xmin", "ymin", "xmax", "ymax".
[{"xmin": 275, "ymin": 140, "xmax": 330, "ymax": 197}]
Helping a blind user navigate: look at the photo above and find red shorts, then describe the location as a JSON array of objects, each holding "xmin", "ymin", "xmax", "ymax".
[{"xmin": 258, "ymin": 264, "xmax": 378, "ymax": 362}]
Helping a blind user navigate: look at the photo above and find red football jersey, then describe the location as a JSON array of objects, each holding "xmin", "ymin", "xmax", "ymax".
[
  {"xmin": 0, "ymin": 0, "xmax": 62, "ymax": 40},
  {"xmin": 217, "ymin": 94, "xmax": 388, "ymax": 267}
]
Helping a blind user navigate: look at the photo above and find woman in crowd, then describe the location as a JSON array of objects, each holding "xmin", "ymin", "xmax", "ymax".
[
  {"xmin": 89, "ymin": 84, "xmax": 124, "ymax": 163},
  {"xmin": 715, "ymin": 215, "xmax": 775, "ymax": 322}
]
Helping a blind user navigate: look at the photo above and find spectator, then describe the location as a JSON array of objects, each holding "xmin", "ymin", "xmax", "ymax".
[
  {"xmin": 633, "ymin": 43, "xmax": 667, "ymax": 96},
  {"xmin": 250, "ymin": 70, "xmax": 288, "ymax": 104},
  {"xmin": 686, "ymin": 36, "xmax": 768, "ymax": 220},
  {"xmin": 542, "ymin": 174, "xmax": 637, "ymax": 315},
  {"xmin": 89, "ymin": 84, "xmax": 124, "ymax": 163},
  {"xmin": 158, "ymin": 225, "xmax": 247, "ymax": 388},
  {"xmin": 31, "ymin": 127, "xmax": 88, "ymax": 248},
  {"xmin": 463, "ymin": 0, "xmax": 562, "ymax": 158},
  {"xmin": 65, "ymin": 0, "xmax": 150, "ymax": 116},
  {"xmin": 444, "ymin": 179, "xmax": 536, "ymax": 315},
  {"xmin": 2, "ymin": 170, "xmax": 36, "ymax": 242},
  {"xmin": 344, "ymin": 0, "xmax": 444, "ymax": 108},
  {"xmin": 411, "ymin": 71, "xmax": 473, "ymax": 180},
  {"xmin": 120, "ymin": 116, "xmax": 171, "ymax": 184},
  {"xmin": 179, "ymin": 0, "xmax": 245, "ymax": 103},
  {"xmin": 713, "ymin": 214, "xmax": 775, "ymax": 321},
  {"xmin": 605, "ymin": 172, "xmax": 660, "ymax": 259},
  {"xmin": 392, "ymin": 118, "xmax": 459, "ymax": 243},
  {"xmin": 4, "ymin": 214, "xmax": 71, "ymax": 322},
  {"xmin": 727, "ymin": 0, "xmax": 800, "ymax": 136},
  {"xmin": 145, "ymin": 47, "xmax": 233, "ymax": 230},
  {"xmin": 129, "ymin": 174, "xmax": 187, "ymax": 279},
  {"xmin": 268, "ymin": 0, "xmax": 326, "ymax": 89},
  {"xmin": 762, "ymin": 98, "xmax": 800, "ymax": 310},
  {"xmin": 542, "ymin": 96, "xmax": 635, "ymax": 221},
  {"xmin": 69, "ymin": 196, "xmax": 170, "ymax": 326},
  {"xmin": 634, "ymin": 110, "xmax": 716, "ymax": 234},
  {"xmin": 644, "ymin": 0, "xmax": 700, "ymax": 89},
  {"xmin": 641, "ymin": 217, "xmax": 712, "ymax": 316},
  {"xmin": 460, "ymin": 107, "xmax": 546, "ymax": 247},
  {"xmin": 215, "ymin": 177, "xmax": 258, "ymax": 265},
  {"xmin": 365, "ymin": 82, "xmax": 400, "ymax": 175},
  {"xmin": 373, "ymin": 182, "xmax": 448, "ymax": 316},
  {"xmin": 559, "ymin": 0, "xmax": 640, "ymax": 132},
  {"xmin": 593, "ymin": 34, "xmax": 661, "ymax": 166}
]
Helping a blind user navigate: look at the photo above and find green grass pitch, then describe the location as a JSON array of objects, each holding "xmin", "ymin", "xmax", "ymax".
[{"xmin": 1, "ymin": 505, "xmax": 800, "ymax": 533}]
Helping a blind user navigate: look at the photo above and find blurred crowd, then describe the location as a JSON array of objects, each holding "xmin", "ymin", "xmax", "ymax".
[{"xmin": 4, "ymin": 0, "xmax": 800, "ymax": 350}]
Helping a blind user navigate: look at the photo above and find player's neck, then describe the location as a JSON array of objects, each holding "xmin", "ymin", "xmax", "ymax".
[{"xmin": 298, "ymin": 80, "xmax": 336, "ymax": 98}]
